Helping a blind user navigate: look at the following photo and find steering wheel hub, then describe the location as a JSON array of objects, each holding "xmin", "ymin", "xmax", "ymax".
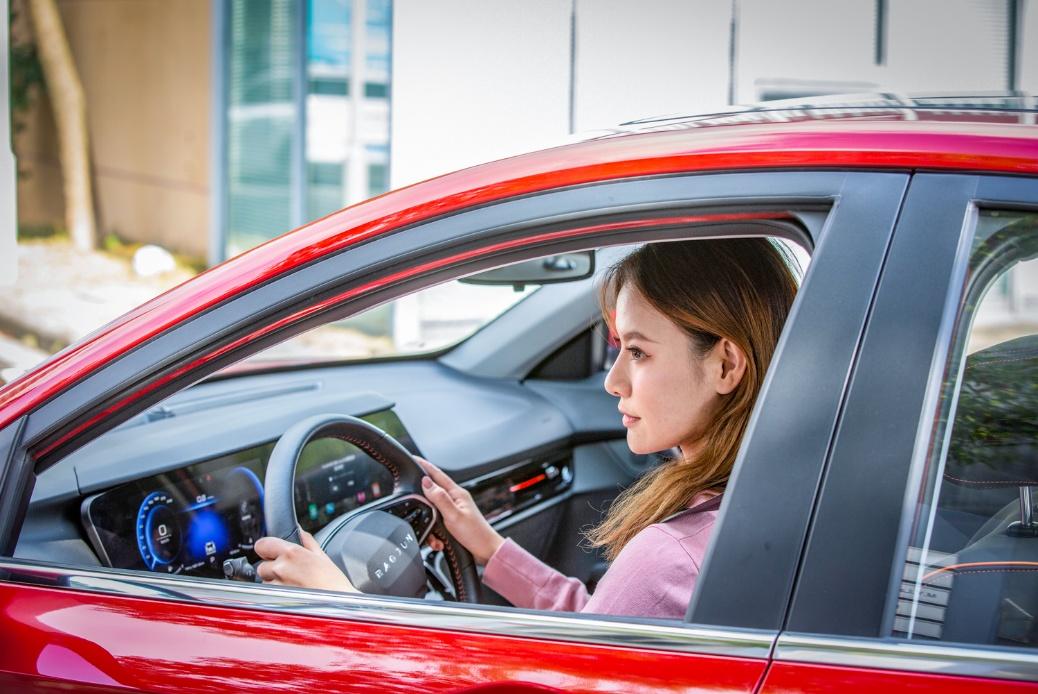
[{"xmin": 322, "ymin": 510, "xmax": 427, "ymax": 597}]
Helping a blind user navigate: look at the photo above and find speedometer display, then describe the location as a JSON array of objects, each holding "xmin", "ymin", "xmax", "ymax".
[{"xmin": 137, "ymin": 492, "xmax": 183, "ymax": 571}]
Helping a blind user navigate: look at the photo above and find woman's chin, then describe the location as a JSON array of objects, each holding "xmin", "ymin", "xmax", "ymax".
[{"xmin": 625, "ymin": 433, "xmax": 655, "ymax": 456}]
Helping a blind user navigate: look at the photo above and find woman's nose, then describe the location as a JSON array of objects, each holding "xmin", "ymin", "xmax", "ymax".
[{"xmin": 604, "ymin": 357, "xmax": 628, "ymax": 397}]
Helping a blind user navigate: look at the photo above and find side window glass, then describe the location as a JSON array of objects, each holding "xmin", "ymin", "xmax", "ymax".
[{"xmin": 894, "ymin": 210, "xmax": 1038, "ymax": 649}]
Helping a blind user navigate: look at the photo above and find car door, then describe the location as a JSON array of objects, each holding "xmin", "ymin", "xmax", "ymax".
[
  {"xmin": 760, "ymin": 174, "xmax": 1038, "ymax": 692},
  {"xmin": 0, "ymin": 170, "xmax": 906, "ymax": 692}
]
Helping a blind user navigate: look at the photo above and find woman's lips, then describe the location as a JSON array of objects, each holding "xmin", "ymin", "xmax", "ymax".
[{"xmin": 622, "ymin": 414, "xmax": 639, "ymax": 427}]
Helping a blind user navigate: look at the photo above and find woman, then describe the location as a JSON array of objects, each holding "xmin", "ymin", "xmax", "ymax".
[{"xmin": 256, "ymin": 238, "xmax": 798, "ymax": 619}]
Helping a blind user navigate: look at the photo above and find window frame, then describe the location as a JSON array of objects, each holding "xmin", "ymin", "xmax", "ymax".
[
  {"xmin": 777, "ymin": 173, "xmax": 1038, "ymax": 682},
  {"xmin": 0, "ymin": 170, "xmax": 905, "ymax": 656}
]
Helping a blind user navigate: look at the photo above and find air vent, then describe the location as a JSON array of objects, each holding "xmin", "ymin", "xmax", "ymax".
[{"xmin": 464, "ymin": 453, "xmax": 572, "ymax": 523}]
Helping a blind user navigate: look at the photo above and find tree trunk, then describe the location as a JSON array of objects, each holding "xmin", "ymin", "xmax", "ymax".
[{"xmin": 27, "ymin": 0, "xmax": 95, "ymax": 251}]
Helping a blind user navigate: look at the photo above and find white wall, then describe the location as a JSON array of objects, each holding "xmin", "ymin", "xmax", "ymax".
[
  {"xmin": 1021, "ymin": 0, "xmax": 1038, "ymax": 94},
  {"xmin": 737, "ymin": 0, "xmax": 1010, "ymax": 100},
  {"xmin": 883, "ymin": 0, "xmax": 1008, "ymax": 92},
  {"xmin": 736, "ymin": 0, "xmax": 880, "ymax": 102},
  {"xmin": 391, "ymin": 0, "xmax": 571, "ymax": 188},
  {"xmin": 391, "ymin": 0, "xmax": 1024, "ymax": 188},
  {"xmin": 574, "ymin": 0, "xmax": 731, "ymax": 131}
]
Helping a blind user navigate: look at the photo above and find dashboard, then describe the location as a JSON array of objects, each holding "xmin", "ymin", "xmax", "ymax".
[
  {"xmin": 18, "ymin": 358, "xmax": 623, "ymax": 583},
  {"xmin": 80, "ymin": 410, "xmax": 412, "ymax": 579}
]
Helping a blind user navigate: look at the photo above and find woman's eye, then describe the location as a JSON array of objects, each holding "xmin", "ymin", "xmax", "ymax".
[{"xmin": 627, "ymin": 346, "xmax": 646, "ymax": 360}]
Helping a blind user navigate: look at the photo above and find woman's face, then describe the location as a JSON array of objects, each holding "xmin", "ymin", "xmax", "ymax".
[{"xmin": 604, "ymin": 285, "xmax": 726, "ymax": 456}]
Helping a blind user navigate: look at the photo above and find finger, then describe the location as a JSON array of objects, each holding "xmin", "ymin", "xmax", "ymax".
[
  {"xmin": 299, "ymin": 529, "xmax": 321, "ymax": 552},
  {"xmin": 426, "ymin": 535, "xmax": 444, "ymax": 552},
  {"xmin": 254, "ymin": 536, "xmax": 295, "ymax": 560},
  {"xmin": 255, "ymin": 559, "xmax": 278, "ymax": 582},
  {"xmin": 421, "ymin": 477, "xmax": 458, "ymax": 520},
  {"xmin": 415, "ymin": 457, "xmax": 461, "ymax": 493}
]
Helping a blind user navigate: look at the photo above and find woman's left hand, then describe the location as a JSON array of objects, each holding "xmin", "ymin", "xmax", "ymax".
[{"xmin": 254, "ymin": 529, "xmax": 358, "ymax": 593}]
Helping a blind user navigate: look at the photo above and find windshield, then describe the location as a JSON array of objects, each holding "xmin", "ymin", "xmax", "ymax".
[{"xmin": 244, "ymin": 280, "xmax": 540, "ymax": 364}]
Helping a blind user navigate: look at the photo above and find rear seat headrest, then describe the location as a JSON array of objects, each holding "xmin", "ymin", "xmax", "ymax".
[{"xmin": 944, "ymin": 334, "xmax": 1038, "ymax": 488}]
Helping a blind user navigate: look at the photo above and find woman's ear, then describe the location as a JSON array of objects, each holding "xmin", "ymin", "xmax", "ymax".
[{"xmin": 714, "ymin": 338, "xmax": 747, "ymax": 395}]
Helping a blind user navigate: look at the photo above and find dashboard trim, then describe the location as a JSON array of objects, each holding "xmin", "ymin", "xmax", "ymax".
[{"xmin": 79, "ymin": 498, "xmax": 114, "ymax": 568}]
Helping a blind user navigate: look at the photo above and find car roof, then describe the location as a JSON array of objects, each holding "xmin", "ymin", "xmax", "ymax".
[{"xmin": 2, "ymin": 94, "xmax": 1037, "ymax": 431}]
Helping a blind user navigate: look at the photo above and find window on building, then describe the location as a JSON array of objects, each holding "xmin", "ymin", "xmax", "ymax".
[{"xmin": 223, "ymin": 0, "xmax": 392, "ymax": 258}]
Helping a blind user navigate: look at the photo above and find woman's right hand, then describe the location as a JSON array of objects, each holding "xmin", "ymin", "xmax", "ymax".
[{"xmin": 416, "ymin": 457, "xmax": 504, "ymax": 566}]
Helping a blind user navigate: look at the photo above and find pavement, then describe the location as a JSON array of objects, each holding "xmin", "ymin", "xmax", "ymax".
[
  {"xmin": 0, "ymin": 240, "xmax": 194, "ymax": 385},
  {"xmin": 0, "ymin": 239, "xmax": 396, "ymax": 386},
  {"xmin": 0, "ymin": 329, "xmax": 47, "ymax": 385}
]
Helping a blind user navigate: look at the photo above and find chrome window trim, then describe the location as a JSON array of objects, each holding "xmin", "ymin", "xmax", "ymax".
[
  {"xmin": 775, "ymin": 633, "xmax": 1038, "ymax": 682},
  {"xmin": 0, "ymin": 558, "xmax": 774, "ymax": 659}
]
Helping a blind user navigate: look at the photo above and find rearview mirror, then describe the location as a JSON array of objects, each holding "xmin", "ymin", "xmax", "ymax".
[{"xmin": 460, "ymin": 252, "xmax": 594, "ymax": 288}]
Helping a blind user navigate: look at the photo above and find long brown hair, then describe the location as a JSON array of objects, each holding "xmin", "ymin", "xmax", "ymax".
[{"xmin": 587, "ymin": 238, "xmax": 798, "ymax": 560}]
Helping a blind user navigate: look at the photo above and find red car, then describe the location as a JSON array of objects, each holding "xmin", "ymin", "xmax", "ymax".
[{"xmin": 0, "ymin": 95, "xmax": 1036, "ymax": 692}]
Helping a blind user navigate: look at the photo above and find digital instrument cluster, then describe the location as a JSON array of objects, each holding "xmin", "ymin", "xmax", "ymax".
[
  {"xmin": 81, "ymin": 410, "xmax": 414, "ymax": 578},
  {"xmin": 83, "ymin": 454, "xmax": 269, "ymax": 577}
]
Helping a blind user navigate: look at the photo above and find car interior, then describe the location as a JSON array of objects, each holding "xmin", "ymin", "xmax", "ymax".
[{"xmin": 11, "ymin": 232, "xmax": 809, "ymax": 615}]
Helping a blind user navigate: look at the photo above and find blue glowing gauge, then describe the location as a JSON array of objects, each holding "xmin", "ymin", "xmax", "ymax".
[{"xmin": 136, "ymin": 492, "xmax": 183, "ymax": 572}]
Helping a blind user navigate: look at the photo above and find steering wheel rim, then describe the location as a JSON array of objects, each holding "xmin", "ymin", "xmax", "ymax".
[{"xmin": 263, "ymin": 413, "xmax": 480, "ymax": 603}]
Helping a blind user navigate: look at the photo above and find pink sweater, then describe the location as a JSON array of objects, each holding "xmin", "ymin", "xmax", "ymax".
[{"xmin": 481, "ymin": 492, "xmax": 720, "ymax": 620}]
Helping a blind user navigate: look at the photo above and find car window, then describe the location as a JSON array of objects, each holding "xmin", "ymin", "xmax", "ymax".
[
  {"xmin": 893, "ymin": 209, "xmax": 1038, "ymax": 649},
  {"xmin": 25, "ymin": 227, "xmax": 813, "ymax": 625},
  {"xmin": 241, "ymin": 280, "xmax": 540, "ymax": 364}
]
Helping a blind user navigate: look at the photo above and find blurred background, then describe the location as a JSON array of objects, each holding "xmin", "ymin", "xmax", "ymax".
[{"xmin": 2, "ymin": 0, "xmax": 1037, "ymax": 383}]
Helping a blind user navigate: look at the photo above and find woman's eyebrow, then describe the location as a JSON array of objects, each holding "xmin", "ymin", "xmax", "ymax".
[{"xmin": 621, "ymin": 331, "xmax": 657, "ymax": 343}]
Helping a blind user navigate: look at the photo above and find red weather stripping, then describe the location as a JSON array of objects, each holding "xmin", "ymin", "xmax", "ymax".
[
  {"xmin": 2, "ymin": 119, "xmax": 1037, "ymax": 433},
  {"xmin": 34, "ymin": 211, "xmax": 789, "ymax": 458},
  {"xmin": 509, "ymin": 474, "xmax": 547, "ymax": 494}
]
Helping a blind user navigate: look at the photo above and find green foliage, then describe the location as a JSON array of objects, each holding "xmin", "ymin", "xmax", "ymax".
[
  {"xmin": 9, "ymin": 4, "xmax": 45, "ymax": 135},
  {"xmin": 947, "ymin": 335, "xmax": 1038, "ymax": 476},
  {"xmin": 102, "ymin": 231, "xmax": 127, "ymax": 254},
  {"xmin": 17, "ymin": 223, "xmax": 65, "ymax": 240}
]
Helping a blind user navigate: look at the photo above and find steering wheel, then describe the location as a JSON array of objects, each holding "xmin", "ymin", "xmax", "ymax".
[{"xmin": 260, "ymin": 413, "xmax": 480, "ymax": 602}]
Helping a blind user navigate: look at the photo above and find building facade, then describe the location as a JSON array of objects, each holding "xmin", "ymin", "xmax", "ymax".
[{"xmin": 14, "ymin": 0, "xmax": 1037, "ymax": 264}]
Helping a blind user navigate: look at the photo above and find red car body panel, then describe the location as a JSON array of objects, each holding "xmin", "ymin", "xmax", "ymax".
[
  {"xmin": 0, "ymin": 583, "xmax": 766, "ymax": 693},
  {"xmin": 760, "ymin": 661, "xmax": 1037, "ymax": 693},
  {"xmin": 1, "ymin": 118, "xmax": 1037, "ymax": 433}
]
